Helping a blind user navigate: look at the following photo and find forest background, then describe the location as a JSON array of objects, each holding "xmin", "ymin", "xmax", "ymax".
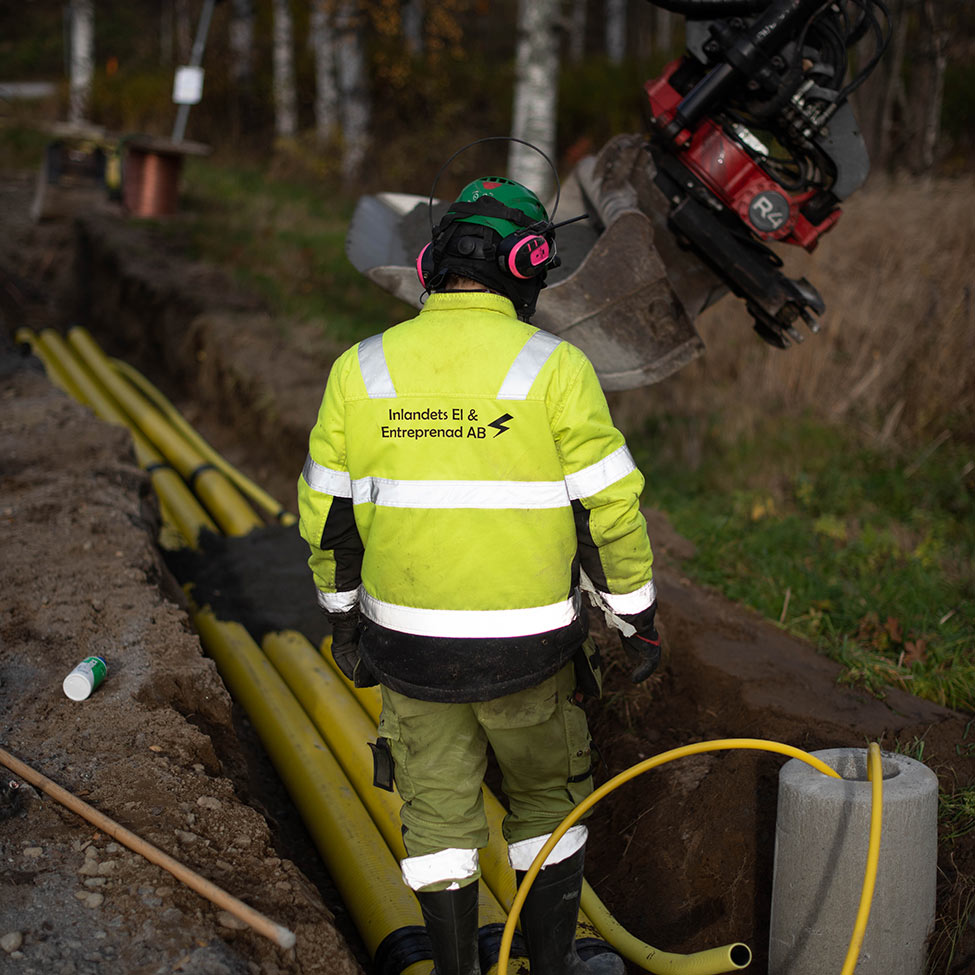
[{"xmin": 1, "ymin": 0, "xmax": 973, "ymax": 711}]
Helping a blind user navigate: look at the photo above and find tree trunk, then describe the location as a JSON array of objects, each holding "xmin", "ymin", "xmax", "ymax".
[
  {"xmin": 508, "ymin": 0, "xmax": 561, "ymax": 204},
  {"xmin": 402, "ymin": 0, "xmax": 424, "ymax": 57},
  {"xmin": 272, "ymin": 0, "xmax": 299, "ymax": 139},
  {"xmin": 568, "ymin": 0, "xmax": 587, "ymax": 63},
  {"xmin": 68, "ymin": 0, "xmax": 94, "ymax": 126},
  {"xmin": 175, "ymin": 0, "xmax": 193, "ymax": 63},
  {"xmin": 229, "ymin": 0, "xmax": 255, "ymax": 88},
  {"xmin": 914, "ymin": 0, "xmax": 949, "ymax": 172},
  {"xmin": 606, "ymin": 0, "xmax": 626, "ymax": 63},
  {"xmin": 310, "ymin": 0, "xmax": 340, "ymax": 145},
  {"xmin": 160, "ymin": 1, "xmax": 174, "ymax": 65},
  {"xmin": 335, "ymin": 0, "xmax": 371, "ymax": 181},
  {"xmin": 654, "ymin": 4, "xmax": 675, "ymax": 55}
]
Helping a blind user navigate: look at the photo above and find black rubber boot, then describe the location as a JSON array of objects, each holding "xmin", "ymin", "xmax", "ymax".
[
  {"xmin": 416, "ymin": 882, "xmax": 482, "ymax": 975},
  {"xmin": 517, "ymin": 847, "xmax": 624, "ymax": 975}
]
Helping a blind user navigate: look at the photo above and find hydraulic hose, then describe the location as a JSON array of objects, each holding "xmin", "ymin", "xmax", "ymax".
[
  {"xmin": 66, "ymin": 326, "xmax": 264, "ymax": 537},
  {"xmin": 110, "ymin": 356, "xmax": 296, "ymax": 526},
  {"xmin": 840, "ymin": 741, "xmax": 883, "ymax": 975},
  {"xmin": 497, "ymin": 740, "xmax": 854, "ymax": 975}
]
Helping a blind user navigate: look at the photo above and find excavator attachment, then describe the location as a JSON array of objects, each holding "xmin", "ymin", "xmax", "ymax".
[
  {"xmin": 348, "ymin": 0, "xmax": 891, "ymax": 391},
  {"xmin": 346, "ymin": 134, "xmax": 723, "ymax": 391}
]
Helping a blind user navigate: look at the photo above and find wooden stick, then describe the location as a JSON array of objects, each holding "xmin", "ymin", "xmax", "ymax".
[{"xmin": 0, "ymin": 745, "xmax": 296, "ymax": 950}]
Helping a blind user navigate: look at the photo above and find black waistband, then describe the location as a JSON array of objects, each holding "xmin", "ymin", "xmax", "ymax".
[{"xmin": 358, "ymin": 612, "xmax": 588, "ymax": 703}]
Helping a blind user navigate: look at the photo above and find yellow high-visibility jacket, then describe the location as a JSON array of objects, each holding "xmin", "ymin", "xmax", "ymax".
[{"xmin": 298, "ymin": 291, "xmax": 654, "ymax": 701}]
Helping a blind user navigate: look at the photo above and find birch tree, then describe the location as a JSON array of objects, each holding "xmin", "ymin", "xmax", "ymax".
[
  {"xmin": 272, "ymin": 0, "xmax": 298, "ymax": 139},
  {"xmin": 606, "ymin": 0, "xmax": 626, "ymax": 63},
  {"xmin": 68, "ymin": 0, "xmax": 94, "ymax": 125},
  {"xmin": 913, "ymin": 0, "xmax": 949, "ymax": 171},
  {"xmin": 229, "ymin": 0, "xmax": 256, "ymax": 89},
  {"xmin": 568, "ymin": 0, "xmax": 587, "ymax": 63},
  {"xmin": 402, "ymin": 0, "xmax": 424, "ymax": 57},
  {"xmin": 335, "ymin": 0, "xmax": 371, "ymax": 180},
  {"xmin": 310, "ymin": 0, "xmax": 340, "ymax": 144},
  {"xmin": 653, "ymin": 3, "xmax": 675, "ymax": 55},
  {"xmin": 175, "ymin": 0, "xmax": 193, "ymax": 63},
  {"xmin": 508, "ymin": 0, "xmax": 561, "ymax": 204}
]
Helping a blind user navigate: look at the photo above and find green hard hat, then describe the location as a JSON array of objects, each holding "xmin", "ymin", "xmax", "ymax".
[{"xmin": 451, "ymin": 176, "xmax": 549, "ymax": 237}]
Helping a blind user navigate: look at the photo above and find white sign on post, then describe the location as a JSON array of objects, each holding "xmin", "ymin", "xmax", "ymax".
[{"xmin": 173, "ymin": 66, "xmax": 205, "ymax": 106}]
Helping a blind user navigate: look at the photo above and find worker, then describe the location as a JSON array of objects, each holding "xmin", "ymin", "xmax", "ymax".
[{"xmin": 298, "ymin": 169, "xmax": 660, "ymax": 975}]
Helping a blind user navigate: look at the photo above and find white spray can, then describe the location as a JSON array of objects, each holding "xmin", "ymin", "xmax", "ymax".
[{"xmin": 62, "ymin": 656, "xmax": 108, "ymax": 701}]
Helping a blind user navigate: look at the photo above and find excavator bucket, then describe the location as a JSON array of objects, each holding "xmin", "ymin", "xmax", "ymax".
[{"xmin": 346, "ymin": 134, "xmax": 725, "ymax": 391}]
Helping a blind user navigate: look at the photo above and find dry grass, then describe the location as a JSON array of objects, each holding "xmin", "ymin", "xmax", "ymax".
[{"xmin": 611, "ymin": 175, "xmax": 975, "ymax": 449}]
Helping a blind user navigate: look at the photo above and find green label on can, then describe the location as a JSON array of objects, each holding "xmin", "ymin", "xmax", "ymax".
[{"xmin": 79, "ymin": 656, "xmax": 107, "ymax": 688}]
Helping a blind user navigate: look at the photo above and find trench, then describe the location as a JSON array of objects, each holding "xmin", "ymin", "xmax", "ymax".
[
  {"xmin": 39, "ymin": 208, "xmax": 755, "ymax": 971},
  {"xmin": 12, "ymin": 204, "xmax": 950, "ymax": 975}
]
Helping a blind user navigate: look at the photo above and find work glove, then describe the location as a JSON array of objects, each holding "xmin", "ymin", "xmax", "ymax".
[
  {"xmin": 618, "ymin": 601, "xmax": 662, "ymax": 684},
  {"xmin": 325, "ymin": 607, "xmax": 378, "ymax": 687}
]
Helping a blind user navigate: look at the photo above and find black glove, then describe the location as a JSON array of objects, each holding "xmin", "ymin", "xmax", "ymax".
[
  {"xmin": 618, "ymin": 601, "xmax": 662, "ymax": 684},
  {"xmin": 326, "ymin": 607, "xmax": 377, "ymax": 687}
]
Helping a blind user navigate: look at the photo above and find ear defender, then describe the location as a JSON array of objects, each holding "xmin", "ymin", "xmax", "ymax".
[
  {"xmin": 416, "ymin": 242, "xmax": 434, "ymax": 288},
  {"xmin": 497, "ymin": 231, "xmax": 555, "ymax": 279}
]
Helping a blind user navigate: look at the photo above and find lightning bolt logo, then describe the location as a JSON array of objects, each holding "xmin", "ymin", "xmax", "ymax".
[{"xmin": 488, "ymin": 413, "xmax": 513, "ymax": 438}]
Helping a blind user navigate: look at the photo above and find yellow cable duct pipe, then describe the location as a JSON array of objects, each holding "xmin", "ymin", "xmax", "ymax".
[
  {"xmin": 497, "ymin": 739, "xmax": 862, "ymax": 975},
  {"xmin": 16, "ymin": 327, "xmax": 87, "ymax": 403},
  {"xmin": 65, "ymin": 326, "xmax": 263, "ymax": 538},
  {"xmin": 189, "ymin": 599, "xmax": 433, "ymax": 975},
  {"xmin": 261, "ymin": 630, "xmax": 516, "ymax": 942},
  {"xmin": 110, "ymin": 356, "xmax": 296, "ymax": 526},
  {"xmin": 22, "ymin": 328, "xmax": 217, "ymax": 548}
]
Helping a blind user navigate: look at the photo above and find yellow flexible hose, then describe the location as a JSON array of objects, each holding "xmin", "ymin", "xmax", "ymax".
[
  {"xmin": 839, "ymin": 742, "xmax": 884, "ymax": 975},
  {"xmin": 110, "ymin": 356, "xmax": 296, "ymax": 526},
  {"xmin": 66, "ymin": 327, "xmax": 264, "ymax": 537},
  {"xmin": 496, "ymin": 740, "xmax": 856, "ymax": 975}
]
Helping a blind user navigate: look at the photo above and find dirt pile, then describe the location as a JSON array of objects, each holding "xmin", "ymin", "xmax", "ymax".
[
  {"xmin": 0, "ymin": 339, "xmax": 361, "ymax": 975},
  {"xmin": 1, "ymin": 169, "xmax": 973, "ymax": 975}
]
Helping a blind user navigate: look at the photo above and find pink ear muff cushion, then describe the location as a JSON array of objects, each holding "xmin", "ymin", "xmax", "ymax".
[
  {"xmin": 506, "ymin": 235, "xmax": 550, "ymax": 279},
  {"xmin": 416, "ymin": 242, "xmax": 432, "ymax": 286}
]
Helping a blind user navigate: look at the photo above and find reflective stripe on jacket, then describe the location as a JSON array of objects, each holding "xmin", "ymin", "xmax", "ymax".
[{"xmin": 297, "ymin": 290, "xmax": 654, "ymax": 700}]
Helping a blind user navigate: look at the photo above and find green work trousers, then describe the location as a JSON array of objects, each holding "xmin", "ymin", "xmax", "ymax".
[{"xmin": 378, "ymin": 662, "xmax": 594, "ymax": 864}]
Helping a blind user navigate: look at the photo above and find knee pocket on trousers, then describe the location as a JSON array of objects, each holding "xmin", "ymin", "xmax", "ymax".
[
  {"xmin": 562, "ymin": 696, "xmax": 594, "ymax": 806},
  {"xmin": 377, "ymin": 709, "xmax": 415, "ymax": 802}
]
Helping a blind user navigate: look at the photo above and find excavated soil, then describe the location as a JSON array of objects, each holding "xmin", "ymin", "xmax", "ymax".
[{"xmin": 1, "ymin": 166, "xmax": 973, "ymax": 975}]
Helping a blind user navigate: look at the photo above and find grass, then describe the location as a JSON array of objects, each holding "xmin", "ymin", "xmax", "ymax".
[
  {"xmin": 167, "ymin": 157, "xmax": 413, "ymax": 346},
  {"xmin": 630, "ymin": 412, "xmax": 975, "ymax": 713}
]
